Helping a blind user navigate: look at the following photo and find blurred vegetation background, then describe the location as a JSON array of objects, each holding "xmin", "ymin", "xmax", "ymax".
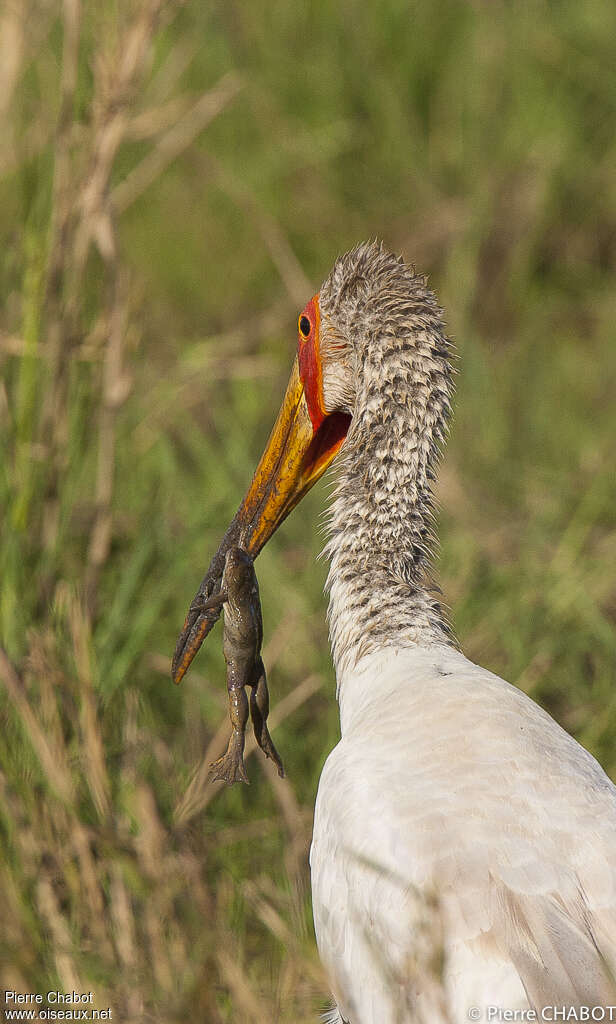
[{"xmin": 0, "ymin": 0, "xmax": 615, "ymax": 1020}]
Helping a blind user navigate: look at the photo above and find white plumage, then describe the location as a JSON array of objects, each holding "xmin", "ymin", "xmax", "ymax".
[
  {"xmin": 311, "ymin": 644, "xmax": 616, "ymax": 1021},
  {"xmin": 307, "ymin": 243, "xmax": 616, "ymax": 1021}
]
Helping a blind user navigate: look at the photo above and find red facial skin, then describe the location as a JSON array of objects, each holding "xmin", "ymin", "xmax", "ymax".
[{"xmin": 298, "ymin": 295, "xmax": 327, "ymax": 431}]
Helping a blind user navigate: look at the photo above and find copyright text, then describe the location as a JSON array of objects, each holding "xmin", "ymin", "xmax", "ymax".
[{"xmin": 467, "ymin": 1009, "xmax": 616, "ymax": 1022}]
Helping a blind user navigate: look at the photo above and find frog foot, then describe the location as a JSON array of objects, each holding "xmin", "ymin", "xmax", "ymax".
[
  {"xmin": 209, "ymin": 732, "xmax": 249, "ymax": 785},
  {"xmin": 254, "ymin": 724, "xmax": 284, "ymax": 778}
]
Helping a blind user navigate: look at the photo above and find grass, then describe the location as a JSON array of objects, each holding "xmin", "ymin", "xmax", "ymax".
[{"xmin": 0, "ymin": 0, "xmax": 615, "ymax": 1019}]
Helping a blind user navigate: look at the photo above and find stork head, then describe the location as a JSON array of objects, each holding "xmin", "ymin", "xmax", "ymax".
[
  {"xmin": 226, "ymin": 241, "xmax": 434, "ymax": 552},
  {"xmin": 172, "ymin": 242, "xmax": 437, "ymax": 682}
]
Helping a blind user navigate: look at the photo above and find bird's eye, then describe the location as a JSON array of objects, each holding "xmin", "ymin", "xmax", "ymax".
[{"xmin": 299, "ymin": 315, "xmax": 311, "ymax": 338}]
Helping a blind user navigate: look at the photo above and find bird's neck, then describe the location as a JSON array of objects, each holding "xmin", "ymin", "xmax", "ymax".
[{"xmin": 323, "ymin": 321, "xmax": 456, "ymax": 687}]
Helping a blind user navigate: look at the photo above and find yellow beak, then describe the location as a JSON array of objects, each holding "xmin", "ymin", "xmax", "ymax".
[{"xmin": 172, "ymin": 356, "xmax": 350, "ymax": 683}]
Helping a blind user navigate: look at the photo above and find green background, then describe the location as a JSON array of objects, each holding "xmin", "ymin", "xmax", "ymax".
[{"xmin": 1, "ymin": 0, "xmax": 615, "ymax": 1019}]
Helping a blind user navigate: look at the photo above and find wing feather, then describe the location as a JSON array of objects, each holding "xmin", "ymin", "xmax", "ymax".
[{"xmin": 311, "ymin": 645, "xmax": 616, "ymax": 1021}]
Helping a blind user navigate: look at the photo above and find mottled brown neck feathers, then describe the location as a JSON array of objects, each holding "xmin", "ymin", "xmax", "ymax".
[{"xmin": 320, "ymin": 245, "xmax": 456, "ymax": 680}]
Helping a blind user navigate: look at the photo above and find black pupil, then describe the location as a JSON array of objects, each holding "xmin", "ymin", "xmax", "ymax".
[{"xmin": 299, "ymin": 316, "xmax": 311, "ymax": 337}]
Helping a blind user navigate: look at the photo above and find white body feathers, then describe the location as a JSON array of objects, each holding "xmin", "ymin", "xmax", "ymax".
[
  {"xmin": 311, "ymin": 645, "xmax": 616, "ymax": 1022},
  {"xmin": 299, "ymin": 244, "xmax": 616, "ymax": 1021}
]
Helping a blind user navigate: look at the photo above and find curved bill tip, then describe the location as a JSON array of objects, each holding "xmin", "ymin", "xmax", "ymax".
[
  {"xmin": 172, "ymin": 356, "xmax": 350, "ymax": 683},
  {"xmin": 171, "ymin": 522, "xmax": 240, "ymax": 684}
]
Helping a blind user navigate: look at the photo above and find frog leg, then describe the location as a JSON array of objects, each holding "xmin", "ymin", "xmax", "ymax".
[
  {"xmin": 197, "ymin": 589, "xmax": 228, "ymax": 612},
  {"xmin": 249, "ymin": 658, "xmax": 284, "ymax": 778},
  {"xmin": 209, "ymin": 662, "xmax": 250, "ymax": 785}
]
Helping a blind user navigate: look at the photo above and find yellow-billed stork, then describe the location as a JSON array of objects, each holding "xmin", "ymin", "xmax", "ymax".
[{"xmin": 173, "ymin": 242, "xmax": 616, "ymax": 1022}]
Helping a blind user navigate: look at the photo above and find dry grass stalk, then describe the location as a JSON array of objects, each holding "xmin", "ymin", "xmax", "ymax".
[
  {"xmin": 36, "ymin": 872, "xmax": 84, "ymax": 996},
  {"xmin": 174, "ymin": 672, "xmax": 322, "ymax": 826},
  {"xmin": 0, "ymin": 647, "xmax": 75, "ymax": 804},
  {"xmin": 42, "ymin": 0, "xmax": 173, "ymax": 558},
  {"xmin": 202, "ymin": 149, "xmax": 313, "ymax": 307},
  {"xmin": 126, "ymin": 93, "xmax": 194, "ymax": 139},
  {"xmin": 110, "ymin": 862, "xmax": 138, "ymax": 970},
  {"xmin": 132, "ymin": 294, "xmax": 290, "ymax": 450},
  {"xmin": 217, "ymin": 949, "xmax": 271, "ymax": 1023},
  {"xmin": 85, "ymin": 273, "xmax": 133, "ymax": 604},
  {"xmin": 242, "ymin": 879, "xmax": 325, "ymax": 989},
  {"xmin": 0, "ymin": 0, "xmax": 26, "ymax": 122},
  {"xmin": 112, "ymin": 69, "xmax": 243, "ymax": 213},
  {"xmin": 145, "ymin": 34, "xmax": 197, "ymax": 105},
  {"xmin": 259, "ymin": 755, "xmax": 310, "ymax": 915},
  {"xmin": 72, "ymin": 0, "xmax": 169, "ymax": 269},
  {"xmin": 65, "ymin": 586, "xmax": 112, "ymax": 818},
  {"xmin": 70, "ymin": 821, "xmax": 113, "ymax": 954}
]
